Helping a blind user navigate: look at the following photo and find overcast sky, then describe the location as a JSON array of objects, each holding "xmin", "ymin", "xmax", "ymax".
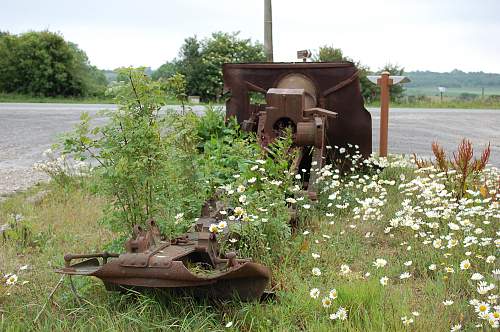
[{"xmin": 2, "ymin": 0, "xmax": 500, "ymax": 73}]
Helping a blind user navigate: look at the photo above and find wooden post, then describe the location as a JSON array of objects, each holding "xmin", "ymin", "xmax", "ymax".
[{"xmin": 378, "ymin": 71, "xmax": 392, "ymax": 157}]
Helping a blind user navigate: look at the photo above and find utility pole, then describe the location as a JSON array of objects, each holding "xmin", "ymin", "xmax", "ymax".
[{"xmin": 264, "ymin": 0, "xmax": 273, "ymax": 62}]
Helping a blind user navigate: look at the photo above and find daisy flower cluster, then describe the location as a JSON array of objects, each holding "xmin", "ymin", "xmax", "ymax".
[
  {"xmin": 1, "ymin": 265, "xmax": 29, "ymax": 299},
  {"xmin": 215, "ymin": 155, "xmax": 310, "ymax": 259},
  {"xmin": 301, "ymin": 144, "xmax": 498, "ymax": 329},
  {"xmin": 384, "ymin": 164, "xmax": 500, "ymax": 329},
  {"xmin": 34, "ymin": 148, "xmax": 92, "ymax": 180},
  {"xmin": 309, "ymin": 287, "xmax": 348, "ymax": 322}
]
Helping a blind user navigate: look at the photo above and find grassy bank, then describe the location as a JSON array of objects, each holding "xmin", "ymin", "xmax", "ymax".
[
  {"xmin": 1, "ymin": 155, "xmax": 498, "ymax": 331},
  {"xmin": 2, "ymin": 71, "xmax": 498, "ymax": 331},
  {"xmin": 0, "ymin": 93, "xmax": 116, "ymax": 104},
  {"xmin": 367, "ymin": 100, "xmax": 500, "ymax": 110},
  {"xmin": 2, "ymin": 93, "xmax": 499, "ymax": 109}
]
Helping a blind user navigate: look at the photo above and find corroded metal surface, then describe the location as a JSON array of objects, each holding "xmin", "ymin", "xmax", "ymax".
[
  {"xmin": 57, "ymin": 208, "xmax": 270, "ymax": 300},
  {"xmin": 223, "ymin": 62, "xmax": 372, "ymax": 197},
  {"xmin": 223, "ymin": 62, "xmax": 372, "ymax": 158}
]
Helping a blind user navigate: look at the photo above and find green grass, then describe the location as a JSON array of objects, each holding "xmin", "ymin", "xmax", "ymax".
[
  {"xmin": 367, "ymin": 99, "xmax": 500, "ymax": 109},
  {"xmin": 2, "ymin": 92, "xmax": 498, "ymax": 109},
  {"xmin": 405, "ymin": 86, "xmax": 500, "ymax": 97},
  {"xmin": 0, "ymin": 93, "xmax": 221, "ymax": 107},
  {"xmin": 1, "ymin": 159, "xmax": 495, "ymax": 331},
  {"xmin": 0, "ymin": 93, "xmax": 116, "ymax": 104}
]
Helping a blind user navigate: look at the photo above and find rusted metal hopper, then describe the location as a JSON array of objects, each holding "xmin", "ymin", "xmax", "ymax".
[
  {"xmin": 223, "ymin": 62, "xmax": 372, "ymax": 197},
  {"xmin": 56, "ymin": 215, "xmax": 270, "ymax": 301}
]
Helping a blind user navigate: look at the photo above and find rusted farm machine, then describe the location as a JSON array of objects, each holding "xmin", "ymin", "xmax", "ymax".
[
  {"xmin": 57, "ymin": 62, "xmax": 371, "ymax": 301},
  {"xmin": 224, "ymin": 62, "xmax": 371, "ymax": 197}
]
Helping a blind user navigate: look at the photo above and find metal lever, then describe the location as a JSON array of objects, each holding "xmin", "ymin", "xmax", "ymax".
[
  {"xmin": 64, "ymin": 252, "xmax": 119, "ymax": 267},
  {"xmin": 304, "ymin": 107, "xmax": 337, "ymax": 118}
]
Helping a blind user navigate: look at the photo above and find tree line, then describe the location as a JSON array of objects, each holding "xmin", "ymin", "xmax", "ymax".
[
  {"xmin": 0, "ymin": 30, "xmax": 406, "ymax": 101},
  {"xmin": 405, "ymin": 69, "xmax": 500, "ymax": 88},
  {"xmin": 152, "ymin": 38, "xmax": 405, "ymax": 102}
]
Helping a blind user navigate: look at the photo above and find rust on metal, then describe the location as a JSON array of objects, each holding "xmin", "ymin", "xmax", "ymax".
[
  {"xmin": 223, "ymin": 61, "xmax": 372, "ymax": 197},
  {"xmin": 57, "ymin": 204, "xmax": 270, "ymax": 301},
  {"xmin": 57, "ymin": 61, "xmax": 372, "ymax": 301}
]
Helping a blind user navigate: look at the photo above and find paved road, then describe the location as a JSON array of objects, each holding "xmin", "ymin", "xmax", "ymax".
[{"xmin": 0, "ymin": 103, "xmax": 498, "ymax": 198}]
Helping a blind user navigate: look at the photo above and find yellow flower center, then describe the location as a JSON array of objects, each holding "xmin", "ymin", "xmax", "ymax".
[{"xmin": 479, "ymin": 305, "xmax": 487, "ymax": 312}]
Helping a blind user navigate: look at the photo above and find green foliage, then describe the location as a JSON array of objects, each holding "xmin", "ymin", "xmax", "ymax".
[
  {"xmin": 194, "ymin": 106, "xmax": 228, "ymax": 142},
  {"xmin": 2, "ymin": 131, "xmax": 498, "ymax": 330},
  {"xmin": 61, "ymin": 68, "xmax": 205, "ymax": 235},
  {"xmin": 312, "ymin": 45, "xmax": 345, "ymax": 62},
  {"xmin": 0, "ymin": 30, "xmax": 107, "ymax": 97},
  {"xmin": 175, "ymin": 36, "xmax": 204, "ymax": 98},
  {"xmin": 151, "ymin": 61, "xmax": 177, "ymax": 81},
  {"xmin": 163, "ymin": 73, "xmax": 187, "ymax": 107},
  {"xmin": 157, "ymin": 32, "xmax": 265, "ymax": 101},
  {"xmin": 313, "ymin": 45, "xmax": 378, "ymax": 102},
  {"xmin": 198, "ymin": 32, "xmax": 265, "ymax": 100}
]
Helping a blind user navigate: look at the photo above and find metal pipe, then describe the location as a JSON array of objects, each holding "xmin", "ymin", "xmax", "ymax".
[{"xmin": 264, "ymin": 0, "xmax": 273, "ymax": 62}]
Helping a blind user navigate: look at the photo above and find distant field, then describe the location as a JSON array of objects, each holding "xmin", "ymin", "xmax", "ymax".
[{"xmin": 405, "ymin": 86, "xmax": 500, "ymax": 97}]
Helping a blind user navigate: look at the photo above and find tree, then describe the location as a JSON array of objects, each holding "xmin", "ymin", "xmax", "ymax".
[
  {"xmin": 176, "ymin": 36, "xmax": 205, "ymax": 98},
  {"xmin": 197, "ymin": 32, "xmax": 265, "ymax": 100},
  {"xmin": 0, "ymin": 30, "xmax": 106, "ymax": 96},
  {"xmin": 158, "ymin": 32, "xmax": 266, "ymax": 101},
  {"xmin": 152, "ymin": 61, "xmax": 177, "ymax": 81},
  {"xmin": 312, "ymin": 46, "xmax": 347, "ymax": 62},
  {"xmin": 314, "ymin": 45, "xmax": 378, "ymax": 102}
]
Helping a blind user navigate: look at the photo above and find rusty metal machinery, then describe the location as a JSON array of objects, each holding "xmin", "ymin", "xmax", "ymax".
[
  {"xmin": 56, "ymin": 62, "xmax": 371, "ymax": 301},
  {"xmin": 223, "ymin": 62, "xmax": 372, "ymax": 196},
  {"xmin": 56, "ymin": 203, "xmax": 270, "ymax": 301}
]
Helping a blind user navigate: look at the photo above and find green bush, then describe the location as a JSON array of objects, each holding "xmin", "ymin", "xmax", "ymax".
[
  {"xmin": 60, "ymin": 68, "xmax": 206, "ymax": 235},
  {"xmin": 154, "ymin": 32, "xmax": 265, "ymax": 101},
  {"xmin": 0, "ymin": 30, "xmax": 107, "ymax": 97}
]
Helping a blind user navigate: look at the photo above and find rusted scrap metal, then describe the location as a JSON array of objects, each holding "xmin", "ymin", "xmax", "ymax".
[
  {"xmin": 56, "ymin": 61, "xmax": 372, "ymax": 301},
  {"xmin": 223, "ymin": 62, "xmax": 372, "ymax": 157},
  {"xmin": 56, "ymin": 206, "xmax": 270, "ymax": 301},
  {"xmin": 223, "ymin": 62, "xmax": 372, "ymax": 197}
]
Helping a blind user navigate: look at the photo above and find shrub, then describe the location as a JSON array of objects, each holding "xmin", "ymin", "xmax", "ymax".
[
  {"xmin": 0, "ymin": 30, "xmax": 106, "ymax": 97},
  {"xmin": 61, "ymin": 67, "xmax": 204, "ymax": 235}
]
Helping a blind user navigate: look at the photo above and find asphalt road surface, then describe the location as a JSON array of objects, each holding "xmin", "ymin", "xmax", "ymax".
[{"xmin": 0, "ymin": 103, "xmax": 498, "ymax": 198}]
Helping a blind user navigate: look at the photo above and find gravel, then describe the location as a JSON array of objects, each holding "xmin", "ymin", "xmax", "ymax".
[{"xmin": 1, "ymin": 103, "xmax": 498, "ymax": 200}]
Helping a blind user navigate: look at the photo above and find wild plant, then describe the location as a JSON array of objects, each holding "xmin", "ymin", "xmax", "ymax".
[
  {"xmin": 61, "ymin": 67, "xmax": 204, "ymax": 236},
  {"xmin": 414, "ymin": 139, "xmax": 492, "ymax": 199},
  {"xmin": 214, "ymin": 129, "xmax": 302, "ymax": 263},
  {"xmin": 33, "ymin": 148, "xmax": 91, "ymax": 189}
]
